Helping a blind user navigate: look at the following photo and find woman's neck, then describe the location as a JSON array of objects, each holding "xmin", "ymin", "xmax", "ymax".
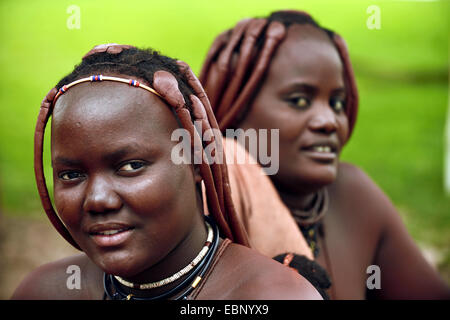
[
  {"xmin": 117, "ymin": 216, "xmax": 208, "ymax": 298},
  {"xmin": 279, "ymin": 189, "xmax": 317, "ymax": 211},
  {"xmin": 269, "ymin": 173, "xmax": 328, "ymax": 211}
]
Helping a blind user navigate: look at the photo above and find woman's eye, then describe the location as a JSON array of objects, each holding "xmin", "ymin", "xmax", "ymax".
[
  {"xmin": 59, "ymin": 171, "xmax": 84, "ymax": 181},
  {"xmin": 288, "ymin": 96, "xmax": 310, "ymax": 109},
  {"xmin": 330, "ymin": 98, "xmax": 346, "ymax": 112},
  {"xmin": 118, "ymin": 161, "xmax": 145, "ymax": 173}
]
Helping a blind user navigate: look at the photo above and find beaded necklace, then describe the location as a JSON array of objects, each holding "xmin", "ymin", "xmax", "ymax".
[
  {"xmin": 289, "ymin": 188, "xmax": 336, "ymax": 299},
  {"xmin": 290, "ymin": 188, "xmax": 336, "ymax": 299},
  {"xmin": 103, "ymin": 217, "xmax": 219, "ymax": 300},
  {"xmin": 290, "ymin": 188, "xmax": 328, "ymax": 257}
]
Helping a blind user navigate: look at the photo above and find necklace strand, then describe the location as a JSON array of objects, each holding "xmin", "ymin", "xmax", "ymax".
[
  {"xmin": 290, "ymin": 188, "xmax": 329, "ymax": 227},
  {"xmin": 103, "ymin": 217, "xmax": 220, "ymax": 300},
  {"xmin": 289, "ymin": 188, "xmax": 335, "ymax": 299},
  {"xmin": 114, "ymin": 221, "xmax": 213, "ymax": 290},
  {"xmin": 289, "ymin": 188, "xmax": 329, "ymax": 257}
]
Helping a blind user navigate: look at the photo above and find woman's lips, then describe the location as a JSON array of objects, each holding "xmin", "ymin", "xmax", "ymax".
[
  {"xmin": 90, "ymin": 229, "xmax": 134, "ymax": 247},
  {"xmin": 300, "ymin": 143, "xmax": 338, "ymax": 163},
  {"xmin": 88, "ymin": 223, "xmax": 134, "ymax": 247}
]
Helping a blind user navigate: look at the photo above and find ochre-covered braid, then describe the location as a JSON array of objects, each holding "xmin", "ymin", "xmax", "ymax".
[
  {"xmin": 332, "ymin": 34, "xmax": 359, "ymax": 136},
  {"xmin": 200, "ymin": 19, "xmax": 286, "ymax": 131},
  {"xmin": 34, "ymin": 44, "xmax": 249, "ymax": 251},
  {"xmin": 35, "ymin": 88, "xmax": 80, "ymax": 249},
  {"xmin": 177, "ymin": 61, "xmax": 248, "ymax": 245}
]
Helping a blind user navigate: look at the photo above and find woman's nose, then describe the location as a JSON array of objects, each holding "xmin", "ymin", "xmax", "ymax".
[
  {"xmin": 307, "ymin": 104, "xmax": 338, "ymax": 134},
  {"xmin": 82, "ymin": 175, "xmax": 122, "ymax": 214}
]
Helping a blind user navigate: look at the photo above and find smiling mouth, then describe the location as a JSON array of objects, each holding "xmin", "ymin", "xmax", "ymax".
[
  {"xmin": 301, "ymin": 143, "xmax": 338, "ymax": 163},
  {"xmin": 88, "ymin": 225, "xmax": 135, "ymax": 247},
  {"xmin": 307, "ymin": 145, "xmax": 334, "ymax": 153},
  {"xmin": 90, "ymin": 227, "xmax": 133, "ymax": 236}
]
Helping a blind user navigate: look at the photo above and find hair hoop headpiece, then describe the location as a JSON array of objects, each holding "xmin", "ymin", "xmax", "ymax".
[{"xmin": 53, "ymin": 74, "xmax": 162, "ymax": 106}]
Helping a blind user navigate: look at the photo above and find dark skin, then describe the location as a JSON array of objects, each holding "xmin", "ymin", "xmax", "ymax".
[
  {"xmin": 12, "ymin": 80, "xmax": 321, "ymax": 299},
  {"xmin": 239, "ymin": 24, "xmax": 450, "ymax": 299},
  {"xmin": 16, "ymin": 81, "xmax": 208, "ymax": 299}
]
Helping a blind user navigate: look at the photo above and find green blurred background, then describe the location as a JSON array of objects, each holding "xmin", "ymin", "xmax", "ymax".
[{"xmin": 0, "ymin": 0, "xmax": 449, "ymax": 295}]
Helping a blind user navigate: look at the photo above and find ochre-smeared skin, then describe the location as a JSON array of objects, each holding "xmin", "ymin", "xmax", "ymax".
[
  {"xmin": 34, "ymin": 44, "xmax": 249, "ymax": 251},
  {"xmin": 200, "ymin": 16, "xmax": 358, "ymax": 138}
]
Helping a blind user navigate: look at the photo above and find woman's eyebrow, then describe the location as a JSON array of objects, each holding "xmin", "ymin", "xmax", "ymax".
[
  {"xmin": 331, "ymin": 87, "xmax": 346, "ymax": 96},
  {"xmin": 102, "ymin": 145, "xmax": 142, "ymax": 162},
  {"xmin": 280, "ymin": 83, "xmax": 317, "ymax": 95},
  {"xmin": 52, "ymin": 145, "xmax": 144, "ymax": 167},
  {"xmin": 52, "ymin": 157, "xmax": 82, "ymax": 168}
]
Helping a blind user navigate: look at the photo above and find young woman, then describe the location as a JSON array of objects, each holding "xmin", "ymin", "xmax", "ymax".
[
  {"xmin": 200, "ymin": 10, "xmax": 450, "ymax": 299},
  {"xmin": 11, "ymin": 44, "xmax": 321, "ymax": 300}
]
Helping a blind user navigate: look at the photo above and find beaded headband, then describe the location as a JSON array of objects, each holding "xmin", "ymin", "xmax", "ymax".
[
  {"xmin": 34, "ymin": 45, "xmax": 249, "ymax": 251},
  {"xmin": 53, "ymin": 74, "xmax": 162, "ymax": 105}
]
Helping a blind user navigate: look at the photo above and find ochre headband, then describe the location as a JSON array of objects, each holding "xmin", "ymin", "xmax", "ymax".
[{"xmin": 34, "ymin": 45, "xmax": 249, "ymax": 250}]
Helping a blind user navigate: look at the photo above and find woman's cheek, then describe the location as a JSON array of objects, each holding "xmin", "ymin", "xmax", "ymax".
[
  {"xmin": 118, "ymin": 166, "xmax": 186, "ymax": 218},
  {"xmin": 54, "ymin": 188, "xmax": 83, "ymax": 230}
]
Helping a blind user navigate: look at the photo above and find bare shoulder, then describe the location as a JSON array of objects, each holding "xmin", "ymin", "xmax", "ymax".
[
  {"xmin": 333, "ymin": 162, "xmax": 380, "ymax": 195},
  {"xmin": 330, "ymin": 162, "xmax": 398, "ymax": 222},
  {"xmin": 326, "ymin": 162, "xmax": 401, "ymax": 261},
  {"xmin": 11, "ymin": 253, "xmax": 100, "ymax": 300},
  {"xmin": 221, "ymin": 243, "xmax": 322, "ymax": 300}
]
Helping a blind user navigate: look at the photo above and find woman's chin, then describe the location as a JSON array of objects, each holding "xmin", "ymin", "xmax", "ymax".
[
  {"xmin": 296, "ymin": 174, "xmax": 336, "ymax": 192},
  {"xmin": 276, "ymin": 164, "xmax": 338, "ymax": 193},
  {"xmin": 300, "ymin": 159, "xmax": 338, "ymax": 185},
  {"xmin": 91, "ymin": 251, "xmax": 145, "ymax": 277}
]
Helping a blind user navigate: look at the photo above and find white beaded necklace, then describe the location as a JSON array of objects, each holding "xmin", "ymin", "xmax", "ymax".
[{"xmin": 114, "ymin": 221, "xmax": 213, "ymax": 290}]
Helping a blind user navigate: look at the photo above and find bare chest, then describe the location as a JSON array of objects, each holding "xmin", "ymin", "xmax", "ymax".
[{"xmin": 314, "ymin": 208, "xmax": 380, "ymax": 299}]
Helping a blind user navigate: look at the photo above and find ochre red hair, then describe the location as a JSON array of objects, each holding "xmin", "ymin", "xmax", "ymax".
[{"xmin": 199, "ymin": 11, "xmax": 358, "ymax": 141}]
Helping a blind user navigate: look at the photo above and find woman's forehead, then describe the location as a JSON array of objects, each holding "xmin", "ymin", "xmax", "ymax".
[
  {"xmin": 277, "ymin": 24, "xmax": 338, "ymax": 61},
  {"xmin": 52, "ymin": 81, "xmax": 178, "ymax": 133},
  {"xmin": 267, "ymin": 24, "xmax": 343, "ymax": 84},
  {"xmin": 285, "ymin": 23, "xmax": 331, "ymax": 42},
  {"xmin": 50, "ymin": 82, "xmax": 181, "ymax": 160}
]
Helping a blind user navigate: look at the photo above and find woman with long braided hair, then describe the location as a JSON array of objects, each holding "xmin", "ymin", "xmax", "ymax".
[
  {"xmin": 11, "ymin": 44, "xmax": 321, "ymax": 300},
  {"xmin": 200, "ymin": 10, "xmax": 450, "ymax": 299}
]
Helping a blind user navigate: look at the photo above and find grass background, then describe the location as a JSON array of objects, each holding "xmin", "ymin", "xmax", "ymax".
[{"xmin": 0, "ymin": 0, "xmax": 448, "ymax": 271}]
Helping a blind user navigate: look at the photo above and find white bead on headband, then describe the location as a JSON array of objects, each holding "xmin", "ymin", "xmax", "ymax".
[{"xmin": 54, "ymin": 74, "xmax": 162, "ymax": 104}]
